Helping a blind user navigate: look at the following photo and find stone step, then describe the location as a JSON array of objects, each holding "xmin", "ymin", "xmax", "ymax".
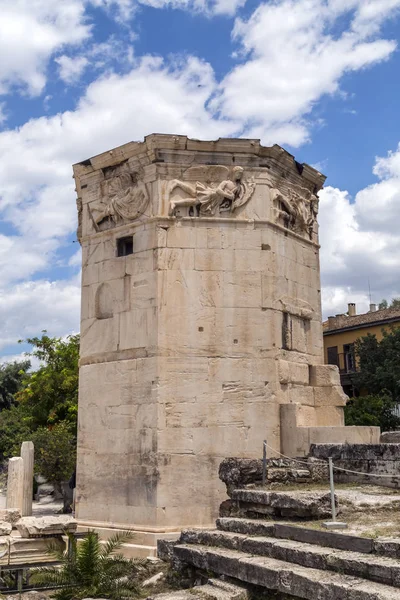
[
  {"xmin": 180, "ymin": 529, "xmax": 400, "ymax": 588},
  {"xmin": 216, "ymin": 518, "xmax": 275, "ymax": 537},
  {"xmin": 195, "ymin": 578, "xmax": 249, "ymax": 600},
  {"xmin": 174, "ymin": 543, "xmax": 400, "ymax": 600},
  {"xmin": 146, "ymin": 579, "xmax": 249, "ymax": 600},
  {"xmin": 231, "ymin": 489, "xmax": 334, "ymax": 519},
  {"xmin": 217, "ymin": 518, "xmax": 400, "ymax": 560}
]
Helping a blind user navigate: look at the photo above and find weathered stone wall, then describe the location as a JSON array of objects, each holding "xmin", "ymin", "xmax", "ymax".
[{"xmin": 310, "ymin": 443, "xmax": 400, "ymax": 487}]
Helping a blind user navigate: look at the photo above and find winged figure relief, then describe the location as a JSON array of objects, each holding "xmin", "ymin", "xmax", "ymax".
[
  {"xmin": 268, "ymin": 177, "xmax": 319, "ymax": 239},
  {"xmin": 168, "ymin": 165, "xmax": 256, "ymax": 217}
]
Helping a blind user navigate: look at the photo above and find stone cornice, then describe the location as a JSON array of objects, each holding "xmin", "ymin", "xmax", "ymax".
[{"xmin": 73, "ymin": 134, "xmax": 326, "ymax": 195}]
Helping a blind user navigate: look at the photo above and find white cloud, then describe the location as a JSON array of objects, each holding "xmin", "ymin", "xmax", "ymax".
[
  {"xmin": 319, "ymin": 144, "xmax": 400, "ymax": 317},
  {"xmin": 212, "ymin": 0, "xmax": 399, "ymax": 146},
  {"xmin": 0, "ymin": 0, "xmax": 91, "ymax": 96},
  {"xmin": 0, "ymin": 0, "xmax": 400, "ymax": 357},
  {"xmin": 0, "ymin": 103, "xmax": 7, "ymax": 125},
  {"xmin": 0, "ymin": 277, "xmax": 80, "ymax": 351},
  {"xmin": 55, "ymin": 55, "xmax": 89, "ymax": 85}
]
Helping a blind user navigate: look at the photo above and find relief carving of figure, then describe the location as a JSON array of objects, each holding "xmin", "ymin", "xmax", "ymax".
[
  {"xmin": 90, "ymin": 166, "xmax": 149, "ymax": 228},
  {"xmin": 270, "ymin": 183, "xmax": 318, "ymax": 239},
  {"xmin": 168, "ymin": 166, "xmax": 255, "ymax": 217}
]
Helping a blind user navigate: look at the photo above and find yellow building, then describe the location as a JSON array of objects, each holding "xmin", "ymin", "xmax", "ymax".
[{"xmin": 323, "ymin": 303, "xmax": 400, "ymax": 396}]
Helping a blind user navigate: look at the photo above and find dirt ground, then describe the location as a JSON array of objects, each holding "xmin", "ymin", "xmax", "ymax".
[{"xmin": 273, "ymin": 483, "xmax": 400, "ymax": 538}]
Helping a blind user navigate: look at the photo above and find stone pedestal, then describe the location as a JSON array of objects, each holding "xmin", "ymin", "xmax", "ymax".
[
  {"xmin": 20, "ymin": 441, "xmax": 34, "ymax": 517},
  {"xmin": 73, "ymin": 135, "xmax": 379, "ymax": 542},
  {"xmin": 7, "ymin": 457, "xmax": 24, "ymax": 511}
]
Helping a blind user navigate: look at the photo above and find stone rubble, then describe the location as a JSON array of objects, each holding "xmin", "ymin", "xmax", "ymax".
[{"xmin": 15, "ymin": 515, "xmax": 77, "ymax": 538}]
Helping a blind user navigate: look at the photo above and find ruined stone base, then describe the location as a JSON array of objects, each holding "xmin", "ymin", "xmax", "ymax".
[
  {"xmin": 77, "ymin": 521, "xmax": 181, "ymax": 558},
  {"xmin": 280, "ymin": 403, "xmax": 380, "ymax": 457}
]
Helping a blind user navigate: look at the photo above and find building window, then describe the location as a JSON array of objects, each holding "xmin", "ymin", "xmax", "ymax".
[
  {"xmin": 327, "ymin": 346, "xmax": 339, "ymax": 367},
  {"xmin": 344, "ymin": 343, "xmax": 355, "ymax": 372},
  {"xmin": 117, "ymin": 236, "xmax": 133, "ymax": 257}
]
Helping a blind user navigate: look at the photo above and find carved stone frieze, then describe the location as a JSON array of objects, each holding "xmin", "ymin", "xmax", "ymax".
[
  {"xmin": 89, "ymin": 163, "xmax": 149, "ymax": 230},
  {"xmin": 168, "ymin": 165, "xmax": 255, "ymax": 218},
  {"xmin": 269, "ymin": 179, "xmax": 319, "ymax": 239}
]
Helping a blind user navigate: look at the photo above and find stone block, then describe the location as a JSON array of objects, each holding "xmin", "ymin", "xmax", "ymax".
[
  {"xmin": 16, "ymin": 516, "xmax": 77, "ymax": 538},
  {"xmin": 156, "ymin": 248, "xmax": 195, "ymax": 271},
  {"xmin": 314, "ymin": 406, "xmax": 345, "ymax": 427},
  {"xmin": 273, "ymin": 524, "xmax": 374, "ymax": 553},
  {"xmin": 0, "ymin": 522, "xmax": 12, "ymax": 535},
  {"xmin": 288, "ymin": 385, "xmax": 315, "ymax": 407},
  {"xmin": 7, "ymin": 457, "xmax": 24, "ymax": 511},
  {"xmin": 21, "ymin": 441, "xmax": 34, "ymax": 517},
  {"xmin": 222, "ymin": 272, "xmax": 261, "ymax": 308},
  {"xmin": 0, "ymin": 508, "xmax": 21, "ymax": 525},
  {"xmin": 313, "ymin": 385, "xmax": 348, "ymax": 407},
  {"xmin": 380, "ymin": 431, "xmax": 400, "ymax": 443},
  {"xmin": 309, "ymin": 364, "xmax": 341, "ymax": 387},
  {"xmin": 278, "ymin": 360, "xmax": 309, "ymax": 385},
  {"xmin": 125, "ymin": 250, "xmax": 154, "ymax": 276}
]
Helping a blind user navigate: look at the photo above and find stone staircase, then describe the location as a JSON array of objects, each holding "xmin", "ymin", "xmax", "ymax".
[{"xmin": 169, "ymin": 518, "xmax": 400, "ymax": 599}]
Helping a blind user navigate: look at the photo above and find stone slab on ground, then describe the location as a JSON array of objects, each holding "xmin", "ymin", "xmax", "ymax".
[
  {"xmin": 15, "ymin": 515, "xmax": 77, "ymax": 538},
  {"xmin": 231, "ymin": 489, "xmax": 335, "ymax": 518}
]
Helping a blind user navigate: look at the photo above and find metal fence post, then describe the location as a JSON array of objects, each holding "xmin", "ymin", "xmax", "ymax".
[
  {"xmin": 329, "ymin": 457, "xmax": 336, "ymax": 521},
  {"xmin": 262, "ymin": 440, "xmax": 267, "ymax": 485},
  {"xmin": 322, "ymin": 457, "xmax": 347, "ymax": 530}
]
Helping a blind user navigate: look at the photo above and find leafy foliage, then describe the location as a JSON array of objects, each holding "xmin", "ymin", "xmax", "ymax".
[
  {"xmin": 0, "ymin": 334, "xmax": 79, "ymax": 479},
  {"xmin": 344, "ymin": 393, "xmax": 400, "ymax": 431},
  {"xmin": 378, "ymin": 298, "xmax": 400, "ymax": 310},
  {"xmin": 31, "ymin": 530, "xmax": 142, "ymax": 600},
  {"xmin": 354, "ymin": 328, "xmax": 400, "ymax": 402},
  {"xmin": 31, "ymin": 421, "xmax": 77, "ymax": 488},
  {"xmin": 0, "ymin": 360, "xmax": 31, "ymax": 411},
  {"xmin": 0, "ymin": 404, "xmax": 33, "ymax": 459},
  {"xmin": 347, "ymin": 326, "xmax": 400, "ymax": 431},
  {"xmin": 379, "ymin": 299, "xmax": 388, "ymax": 310},
  {"xmin": 16, "ymin": 333, "xmax": 79, "ymax": 431}
]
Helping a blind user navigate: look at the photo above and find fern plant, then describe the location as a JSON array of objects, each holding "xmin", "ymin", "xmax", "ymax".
[{"xmin": 31, "ymin": 530, "xmax": 144, "ymax": 600}]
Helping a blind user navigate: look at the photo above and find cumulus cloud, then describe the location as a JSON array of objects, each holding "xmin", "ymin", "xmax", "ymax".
[
  {"xmin": 0, "ymin": 277, "xmax": 80, "ymax": 351},
  {"xmin": 0, "ymin": 0, "xmax": 91, "ymax": 96},
  {"xmin": 319, "ymin": 144, "xmax": 400, "ymax": 317},
  {"xmin": 55, "ymin": 55, "xmax": 89, "ymax": 85},
  {"xmin": 1, "ymin": 0, "xmax": 400, "ymax": 354},
  {"xmin": 212, "ymin": 0, "xmax": 399, "ymax": 145}
]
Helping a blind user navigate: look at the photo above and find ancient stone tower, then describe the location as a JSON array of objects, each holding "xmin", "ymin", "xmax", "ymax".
[{"xmin": 73, "ymin": 135, "xmax": 378, "ymax": 542}]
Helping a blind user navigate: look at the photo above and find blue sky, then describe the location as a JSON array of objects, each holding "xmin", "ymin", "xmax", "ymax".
[{"xmin": 1, "ymin": 0, "xmax": 400, "ymax": 361}]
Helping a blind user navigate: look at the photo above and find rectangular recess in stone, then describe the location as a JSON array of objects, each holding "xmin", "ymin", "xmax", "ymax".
[{"xmin": 117, "ymin": 236, "xmax": 133, "ymax": 257}]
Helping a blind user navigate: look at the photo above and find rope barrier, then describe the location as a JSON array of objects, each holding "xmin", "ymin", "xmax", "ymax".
[{"xmin": 263, "ymin": 441, "xmax": 398, "ymax": 479}]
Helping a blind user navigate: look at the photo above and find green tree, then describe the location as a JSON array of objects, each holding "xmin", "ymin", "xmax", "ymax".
[
  {"xmin": 32, "ymin": 531, "xmax": 142, "ymax": 600},
  {"xmin": 344, "ymin": 393, "xmax": 400, "ymax": 431},
  {"xmin": 391, "ymin": 297, "xmax": 400, "ymax": 309},
  {"xmin": 16, "ymin": 333, "xmax": 79, "ymax": 431},
  {"xmin": 379, "ymin": 299, "xmax": 388, "ymax": 310},
  {"xmin": 0, "ymin": 404, "xmax": 33, "ymax": 459},
  {"xmin": 31, "ymin": 422, "xmax": 77, "ymax": 492},
  {"xmin": 354, "ymin": 328, "xmax": 400, "ymax": 402},
  {"xmin": 0, "ymin": 360, "xmax": 31, "ymax": 411}
]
